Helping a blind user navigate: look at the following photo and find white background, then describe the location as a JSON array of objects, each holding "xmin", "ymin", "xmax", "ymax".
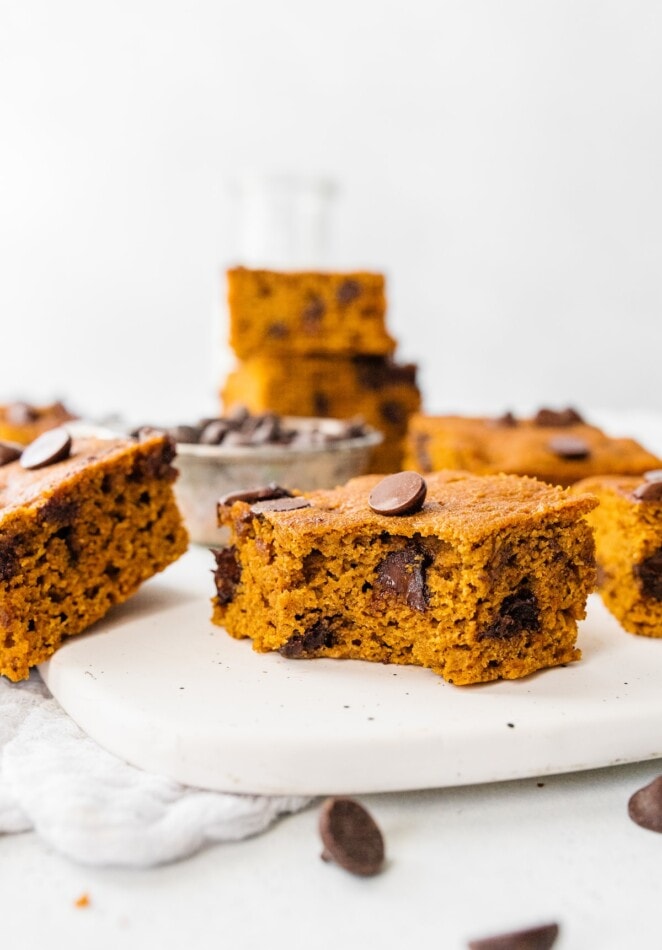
[{"xmin": 1, "ymin": 0, "xmax": 661, "ymax": 426}]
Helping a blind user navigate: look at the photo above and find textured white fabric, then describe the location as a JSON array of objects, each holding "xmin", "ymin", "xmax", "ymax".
[{"xmin": 0, "ymin": 673, "xmax": 310, "ymax": 866}]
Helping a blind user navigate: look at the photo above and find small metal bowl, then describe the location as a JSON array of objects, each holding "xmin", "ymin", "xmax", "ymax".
[{"xmin": 173, "ymin": 417, "xmax": 382, "ymax": 546}]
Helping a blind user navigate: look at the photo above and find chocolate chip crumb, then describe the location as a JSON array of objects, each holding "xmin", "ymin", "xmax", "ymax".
[
  {"xmin": 318, "ymin": 796, "xmax": 385, "ymax": 876},
  {"xmin": 212, "ymin": 546, "xmax": 241, "ymax": 605},
  {"xmin": 336, "ymin": 279, "xmax": 362, "ymax": 305},
  {"xmin": 375, "ymin": 545, "xmax": 430, "ymax": 612},
  {"xmin": 467, "ymin": 922, "xmax": 559, "ymax": 950},
  {"xmin": 369, "ymin": 471, "xmax": 427, "ymax": 516},
  {"xmin": 250, "ymin": 496, "xmax": 311, "ymax": 515},
  {"xmin": 634, "ymin": 548, "xmax": 662, "ymax": 600},
  {"xmin": 219, "ymin": 484, "xmax": 293, "ymax": 507},
  {"xmin": 279, "ymin": 619, "xmax": 336, "ymax": 657},
  {"xmin": 480, "ymin": 588, "xmax": 540, "ymax": 641},
  {"xmin": 628, "ymin": 775, "xmax": 662, "ymax": 832}
]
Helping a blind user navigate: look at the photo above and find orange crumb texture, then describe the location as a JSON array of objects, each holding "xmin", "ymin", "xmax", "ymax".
[
  {"xmin": 213, "ymin": 470, "xmax": 598, "ymax": 686},
  {"xmin": 0, "ymin": 433, "xmax": 188, "ymax": 682},
  {"xmin": 226, "ymin": 267, "xmax": 395, "ymax": 359}
]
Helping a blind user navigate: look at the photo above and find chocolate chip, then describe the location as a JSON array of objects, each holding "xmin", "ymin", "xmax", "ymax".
[
  {"xmin": 493, "ymin": 411, "xmax": 518, "ymax": 428},
  {"xmin": 266, "ymin": 322, "xmax": 289, "ymax": 339},
  {"xmin": 480, "ymin": 588, "xmax": 540, "ymax": 640},
  {"xmin": 0, "ymin": 440, "xmax": 23, "ymax": 466},
  {"xmin": 218, "ymin": 484, "xmax": 293, "ymax": 507},
  {"xmin": 534, "ymin": 407, "xmax": 584, "ymax": 427},
  {"xmin": 301, "ymin": 295, "xmax": 326, "ymax": 330},
  {"xmin": 467, "ymin": 922, "xmax": 559, "ymax": 950},
  {"xmin": 633, "ymin": 471, "xmax": 662, "ymax": 501},
  {"xmin": 279, "ymin": 618, "xmax": 336, "ymax": 657},
  {"xmin": 628, "ymin": 775, "xmax": 662, "ymax": 832},
  {"xmin": 250, "ymin": 496, "xmax": 311, "ymax": 515},
  {"xmin": 313, "ymin": 392, "xmax": 330, "ymax": 417},
  {"xmin": 547, "ymin": 436, "xmax": 591, "ymax": 460},
  {"xmin": 336, "ymin": 279, "xmax": 362, "ymax": 305},
  {"xmin": 634, "ymin": 548, "xmax": 662, "ymax": 600},
  {"xmin": 6, "ymin": 401, "xmax": 38, "ymax": 425},
  {"xmin": 20, "ymin": 428, "xmax": 72, "ymax": 470},
  {"xmin": 369, "ymin": 471, "xmax": 427, "ymax": 516},
  {"xmin": 169, "ymin": 424, "xmax": 203, "ymax": 444},
  {"xmin": 379, "ymin": 401, "xmax": 407, "ymax": 425},
  {"xmin": 318, "ymin": 797, "xmax": 385, "ymax": 876},
  {"xmin": 212, "ymin": 546, "xmax": 241, "ymax": 605},
  {"xmin": 375, "ymin": 544, "xmax": 430, "ymax": 612}
]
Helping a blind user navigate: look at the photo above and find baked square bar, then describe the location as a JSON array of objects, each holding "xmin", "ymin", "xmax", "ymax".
[
  {"xmin": 226, "ymin": 267, "xmax": 395, "ymax": 358},
  {"xmin": 211, "ymin": 471, "xmax": 597, "ymax": 685},
  {"xmin": 0, "ymin": 430, "xmax": 188, "ymax": 681},
  {"xmin": 406, "ymin": 408, "xmax": 661, "ymax": 487},
  {"xmin": 574, "ymin": 471, "xmax": 662, "ymax": 637},
  {"xmin": 221, "ymin": 354, "xmax": 421, "ymax": 473}
]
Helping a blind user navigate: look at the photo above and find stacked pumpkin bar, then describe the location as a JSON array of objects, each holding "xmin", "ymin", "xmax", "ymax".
[{"xmin": 221, "ymin": 267, "xmax": 421, "ymax": 473}]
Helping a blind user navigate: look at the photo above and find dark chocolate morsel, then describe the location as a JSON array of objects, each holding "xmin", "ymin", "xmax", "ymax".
[
  {"xmin": 265, "ymin": 322, "xmax": 289, "ymax": 339},
  {"xmin": 212, "ymin": 546, "xmax": 241, "ymax": 605},
  {"xmin": 250, "ymin": 496, "xmax": 311, "ymax": 515},
  {"xmin": 20, "ymin": 428, "xmax": 72, "ymax": 470},
  {"xmin": 534, "ymin": 407, "xmax": 584, "ymax": 427},
  {"xmin": 279, "ymin": 618, "xmax": 336, "ymax": 658},
  {"xmin": 336, "ymin": 279, "xmax": 362, "ymax": 305},
  {"xmin": 547, "ymin": 436, "xmax": 591, "ymax": 460},
  {"xmin": 633, "ymin": 477, "xmax": 662, "ymax": 502},
  {"xmin": 492, "ymin": 411, "xmax": 518, "ymax": 428},
  {"xmin": 634, "ymin": 548, "xmax": 662, "ymax": 600},
  {"xmin": 467, "ymin": 922, "xmax": 559, "ymax": 950},
  {"xmin": 318, "ymin": 796, "xmax": 385, "ymax": 876},
  {"xmin": 628, "ymin": 774, "xmax": 662, "ymax": 832},
  {"xmin": 301, "ymin": 295, "xmax": 326, "ymax": 330},
  {"xmin": 369, "ymin": 471, "xmax": 427, "ymax": 516},
  {"xmin": 375, "ymin": 545, "xmax": 430, "ymax": 612},
  {"xmin": 6, "ymin": 401, "xmax": 38, "ymax": 425},
  {"xmin": 480, "ymin": 588, "xmax": 540, "ymax": 640},
  {"xmin": 218, "ymin": 484, "xmax": 293, "ymax": 507},
  {"xmin": 0, "ymin": 440, "xmax": 23, "ymax": 466},
  {"xmin": 379, "ymin": 401, "xmax": 407, "ymax": 425},
  {"xmin": 169, "ymin": 424, "xmax": 203, "ymax": 444}
]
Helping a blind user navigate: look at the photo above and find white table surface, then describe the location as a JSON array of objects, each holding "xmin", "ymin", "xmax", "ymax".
[
  {"xmin": 5, "ymin": 407, "xmax": 662, "ymax": 950},
  {"xmin": 3, "ymin": 758, "xmax": 662, "ymax": 950}
]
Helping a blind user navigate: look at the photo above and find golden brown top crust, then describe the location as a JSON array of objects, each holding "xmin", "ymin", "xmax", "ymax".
[
  {"xmin": 0, "ymin": 433, "xmax": 174, "ymax": 518},
  {"xmin": 227, "ymin": 266, "xmax": 385, "ymax": 284},
  {"xmin": 410, "ymin": 414, "xmax": 661, "ymax": 482},
  {"xmin": 575, "ymin": 473, "xmax": 662, "ymax": 504},
  {"xmin": 220, "ymin": 470, "xmax": 598, "ymax": 545}
]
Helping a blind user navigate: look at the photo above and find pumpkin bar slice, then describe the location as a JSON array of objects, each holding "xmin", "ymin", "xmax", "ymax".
[
  {"xmin": 574, "ymin": 471, "xmax": 662, "ymax": 637},
  {"xmin": 212, "ymin": 470, "xmax": 597, "ymax": 685},
  {"xmin": 406, "ymin": 408, "xmax": 661, "ymax": 487},
  {"xmin": 226, "ymin": 267, "xmax": 395, "ymax": 358},
  {"xmin": 0, "ymin": 429, "xmax": 188, "ymax": 681}
]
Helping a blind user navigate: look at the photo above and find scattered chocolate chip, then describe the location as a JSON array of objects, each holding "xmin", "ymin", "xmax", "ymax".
[
  {"xmin": 301, "ymin": 295, "xmax": 326, "ymax": 331},
  {"xmin": 547, "ymin": 436, "xmax": 591, "ymax": 460},
  {"xmin": 493, "ymin": 411, "xmax": 518, "ymax": 428},
  {"xmin": 379, "ymin": 401, "xmax": 407, "ymax": 425},
  {"xmin": 354, "ymin": 356, "xmax": 417, "ymax": 390},
  {"xmin": 375, "ymin": 544, "xmax": 430, "ymax": 612},
  {"xmin": 336, "ymin": 279, "xmax": 362, "ymax": 305},
  {"xmin": 467, "ymin": 922, "xmax": 559, "ymax": 950},
  {"xmin": 533, "ymin": 407, "xmax": 584, "ymax": 427},
  {"xmin": 633, "ymin": 472, "xmax": 662, "ymax": 501},
  {"xmin": 219, "ymin": 484, "xmax": 293, "ymax": 507},
  {"xmin": 279, "ymin": 618, "xmax": 336, "ymax": 657},
  {"xmin": 169, "ymin": 424, "xmax": 202, "ymax": 444},
  {"xmin": 634, "ymin": 548, "xmax": 662, "ymax": 600},
  {"xmin": 265, "ymin": 322, "xmax": 289, "ymax": 339},
  {"xmin": 480, "ymin": 588, "xmax": 540, "ymax": 640},
  {"xmin": 628, "ymin": 775, "xmax": 662, "ymax": 831},
  {"xmin": 212, "ymin": 546, "xmax": 241, "ymax": 605},
  {"xmin": 369, "ymin": 471, "xmax": 427, "ymax": 516},
  {"xmin": 20, "ymin": 428, "xmax": 72, "ymax": 470},
  {"xmin": 318, "ymin": 796, "xmax": 385, "ymax": 876},
  {"xmin": 250, "ymin": 496, "xmax": 311, "ymax": 515},
  {"xmin": 199, "ymin": 420, "xmax": 231, "ymax": 445},
  {"xmin": 5, "ymin": 401, "xmax": 39, "ymax": 425},
  {"xmin": 0, "ymin": 440, "xmax": 23, "ymax": 466}
]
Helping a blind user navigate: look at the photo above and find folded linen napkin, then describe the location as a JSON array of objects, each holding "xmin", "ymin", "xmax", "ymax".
[{"xmin": 0, "ymin": 672, "xmax": 310, "ymax": 867}]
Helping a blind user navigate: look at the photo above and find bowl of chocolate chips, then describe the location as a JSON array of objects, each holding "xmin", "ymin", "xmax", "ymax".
[{"xmin": 162, "ymin": 409, "xmax": 382, "ymax": 545}]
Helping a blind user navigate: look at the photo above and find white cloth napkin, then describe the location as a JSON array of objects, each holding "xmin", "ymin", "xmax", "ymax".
[{"xmin": 0, "ymin": 672, "xmax": 310, "ymax": 867}]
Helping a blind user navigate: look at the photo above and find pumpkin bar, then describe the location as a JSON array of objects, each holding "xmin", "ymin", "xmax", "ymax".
[
  {"xmin": 0, "ymin": 400, "xmax": 77, "ymax": 445},
  {"xmin": 211, "ymin": 470, "xmax": 597, "ymax": 685},
  {"xmin": 0, "ymin": 430, "xmax": 188, "ymax": 681},
  {"xmin": 574, "ymin": 471, "xmax": 662, "ymax": 637},
  {"xmin": 406, "ymin": 408, "xmax": 661, "ymax": 487},
  {"xmin": 221, "ymin": 354, "xmax": 421, "ymax": 473},
  {"xmin": 226, "ymin": 267, "xmax": 395, "ymax": 358}
]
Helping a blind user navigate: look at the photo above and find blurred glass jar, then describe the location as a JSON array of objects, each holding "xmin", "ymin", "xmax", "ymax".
[{"xmin": 226, "ymin": 173, "xmax": 337, "ymax": 269}]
